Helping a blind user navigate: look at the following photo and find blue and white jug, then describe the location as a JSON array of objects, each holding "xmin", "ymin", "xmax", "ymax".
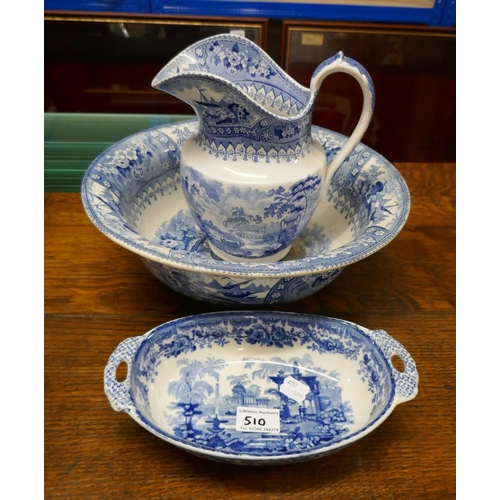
[{"xmin": 152, "ymin": 34, "xmax": 374, "ymax": 263}]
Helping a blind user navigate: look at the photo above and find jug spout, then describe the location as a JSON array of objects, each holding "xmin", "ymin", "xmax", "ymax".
[
  {"xmin": 152, "ymin": 34, "xmax": 313, "ymax": 120},
  {"xmin": 152, "ymin": 35, "xmax": 320, "ymax": 163}
]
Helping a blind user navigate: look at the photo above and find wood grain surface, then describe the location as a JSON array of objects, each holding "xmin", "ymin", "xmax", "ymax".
[{"xmin": 44, "ymin": 163, "xmax": 456, "ymax": 499}]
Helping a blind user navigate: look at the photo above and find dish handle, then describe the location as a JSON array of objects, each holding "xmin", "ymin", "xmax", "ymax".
[
  {"xmin": 368, "ymin": 329, "xmax": 419, "ymax": 404},
  {"xmin": 104, "ymin": 334, "xmax": 147, "ymax": 413}
]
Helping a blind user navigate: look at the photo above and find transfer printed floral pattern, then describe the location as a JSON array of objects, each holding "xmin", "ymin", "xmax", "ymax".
[
  {"xmin": 147, "ymin": 212, "xmax": 342, "ymax": 304},
  {"xmin": 164, "ymin": 353, "xmax": 354, "ymax": 455},
  {"xmin": 151, "ymin": 33, "xmax": 318, "ymax": 179},
  {"xmin": 104, "ymin": 312, "xmax": 418, "ymax": 463},
  {"xmin": 144, "ymin": 258, "xmax": 343, "ymax": 305},
  {"xmin": 181, "ymin": 166, "xmax": 322, "ymax": 259}
]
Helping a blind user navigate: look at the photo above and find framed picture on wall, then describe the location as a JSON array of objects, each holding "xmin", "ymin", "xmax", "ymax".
[
  {"xmin": 150, "ymin": 1, "xmax": 452, "ymax": 26},
  {"xmin": 281, "ymin": 20, "xmax": 456, "ymax": 162}
]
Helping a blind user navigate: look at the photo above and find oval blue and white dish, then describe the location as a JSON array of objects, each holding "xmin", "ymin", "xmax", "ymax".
[
  {"xmin": 104, "ymin": 311, "xmax": 418, "ymax": 465},
  {"xmin": 81, "ymin": 120, "xmax": 410, "ymax": 305}
]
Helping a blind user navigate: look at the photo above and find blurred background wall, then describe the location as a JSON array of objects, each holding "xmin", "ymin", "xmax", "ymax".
[{"xmin": 44, "ymin": 1, "xmax": 456, "ymax": 163}]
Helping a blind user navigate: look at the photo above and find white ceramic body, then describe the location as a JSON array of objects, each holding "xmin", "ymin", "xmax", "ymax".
[
  {"xmin": 180, "ymin": 134, "xmax": 326, "ymax": 262},
  {"xmin": 152, "ymin": 34, "xmax": 375, "ymax": 262}
]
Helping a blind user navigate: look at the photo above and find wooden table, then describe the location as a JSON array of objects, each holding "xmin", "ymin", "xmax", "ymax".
[{"xmin": 45, "ymin": 162, "xmax": 456, "ymax": 499}]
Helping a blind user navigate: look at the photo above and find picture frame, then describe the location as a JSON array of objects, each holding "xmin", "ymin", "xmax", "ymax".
[
  {"xmin": 150, "ymin": 1, "xmax": 450, "ymax": 26},
  {"xmin": 281, "ymin": 20, "xmax": 456, "ymax": 162},
  {"xmin": 45, "ymin": 1, "xmax": 455, "ymax": 27}
]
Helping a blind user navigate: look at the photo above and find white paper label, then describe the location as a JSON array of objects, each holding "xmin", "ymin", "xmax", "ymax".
[
  {"xmin": 279, "ymin": 376, "xmax": 310, "ymax": 403},
  {"xmin": 230, "ymin": 29, "xmax": 246, "ymax": 38},
  {"xmin": 301, "ymin": 33, "xmax": 324, "ymax": 46},
  {"xmin": 235, "ymin": 406, "xmax": 280, "ymax": 434}
]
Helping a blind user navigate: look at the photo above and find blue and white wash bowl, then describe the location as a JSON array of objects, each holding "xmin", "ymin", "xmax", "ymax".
[
  {"xmin": 152, "ymin": 34, "xmax": 375, "ymax": 263},
  {"xmin": 104, "ymin": 311, "xmax": 418, "ymax": 465},
  {"xmin": 81, "ymin": 120, "xmax": 410, "ymax": 305}
]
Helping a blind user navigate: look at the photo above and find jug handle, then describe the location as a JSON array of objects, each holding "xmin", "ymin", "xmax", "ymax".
[{"xmin": 310, "ymin": 52, "xmax": 375, "ymax": 200}]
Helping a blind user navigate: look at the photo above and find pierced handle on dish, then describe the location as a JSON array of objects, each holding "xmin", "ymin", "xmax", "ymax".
[
  {"xmin": 367, "ymin": 329, "xmax": 419, "ymax": 404},
  {"xmin": 310, "ymin": 52, "xmax": 375, "ymax": 200},
  {"xmin": 104, "ymin": 334, "xmax": 146, "ymax": 413}
]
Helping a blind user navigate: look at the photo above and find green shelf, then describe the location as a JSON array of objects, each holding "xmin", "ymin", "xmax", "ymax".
[{"xmin": 44, "ymin": 113, "xmax": 194, "ymax": 192}]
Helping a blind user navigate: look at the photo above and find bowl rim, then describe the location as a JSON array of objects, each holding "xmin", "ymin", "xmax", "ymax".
[
  {"xmin": 81, "ymin": 120, "xmax": 410, "ymax": 278},
  {"xmin": 114, "ymin": 310, "xmax": 413, "ymax": 463}
]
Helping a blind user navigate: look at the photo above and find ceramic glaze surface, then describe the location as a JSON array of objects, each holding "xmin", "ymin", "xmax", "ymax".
[
  {"xmin": 180, "ymin": 164, "xmax": 323, "ymax": 261},
  {"xmin": 104, "ymin": 312, "xmax": 418, "ymax": 465},
  {"xmin": 151, "ymin": 35, "xmax": 375, "ymax": 261},
  {"xmin": 81, "ymin": 120, "xmax": 410, "ymax": 304}
]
